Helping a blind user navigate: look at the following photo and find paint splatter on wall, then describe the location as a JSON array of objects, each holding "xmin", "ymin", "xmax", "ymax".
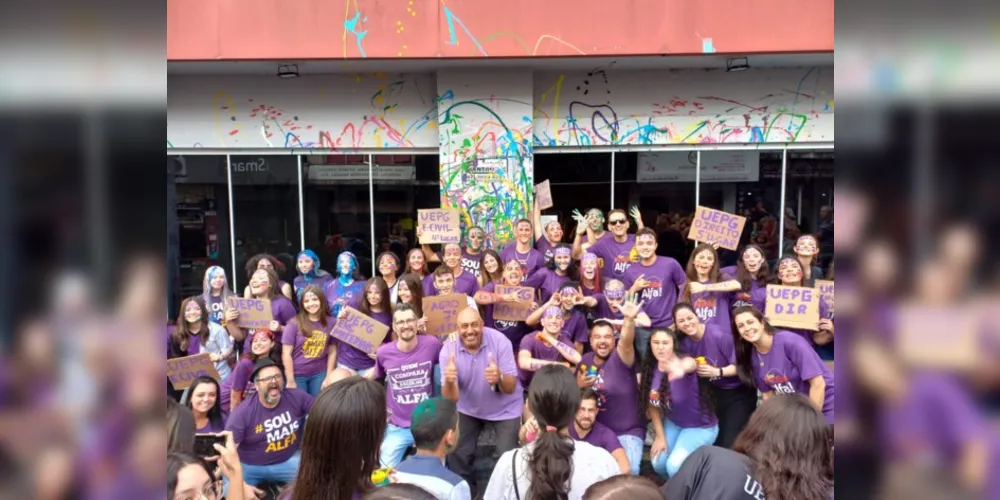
[{"xmin": 437, "ymin": 71, "xmax": 534, "ymax": 248}]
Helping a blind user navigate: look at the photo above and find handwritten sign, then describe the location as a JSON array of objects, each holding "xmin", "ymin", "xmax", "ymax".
[
  {"xmin": 418, "ymin": 209, "xmax": 461, "ymax": 245},
  {"xmin": 423, "ymin": 294, "xmax": 465, "ymax": 336},
  {"xmin": 687, "ymin": 206, "xmax": 747, "ymax": 251},
  {"xmin": 330, "ymin": 306, "xmax": 390, "ymax": 355},
  {"xmin": 493, "ymin": 285, "xmax": 534, "ymax": 322},
  {"xmin": 896, "ymin": 303, "xmax": 981, "ymax": 369},
  {"xmin": 815, "ymin": 280, "xmax": 834, "ymax": 314},
  {"xmin": 765, "ymin": 285, "xmax": 820, "ymax": 330},
  {"xmin": 535, "ymin": 180, "xmax": 553, "ymax": 210},
  {"xmin": 167, "ymin": 353, "xmax": 221, "ymax": 390},
  {"xmin": 226, "ymin": 297, "xmax": 273, "ymax": 329}
]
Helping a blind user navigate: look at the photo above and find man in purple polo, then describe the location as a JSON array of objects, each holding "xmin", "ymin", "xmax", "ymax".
[{"xmin": 440, "ymin": 307, "xmax": 522, "ymax": 497}]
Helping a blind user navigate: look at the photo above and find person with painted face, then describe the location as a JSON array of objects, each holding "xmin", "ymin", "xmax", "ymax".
[
  {"xmin": 404, "ymin": 248, "xmax": 430, "ymax": 279},
  {"xmin": 376, "ymin": 252, "xmax": 402, "ymax": 304},
  {"xmin": 624, "ymin": 227, "xmax": 688, "ymax": 364},
  {"xmin": 323, "ymin": 251, "xmax": 366, "ymax": 317},
  {"xmin": 280, "ymin": 285, "xmax": 337, "ymax": 397},
  {"xmin": 422, "ymin": 243, "xmax": 479, "ymax": 297},
  {"xmin": 477, "ymin": 249, "xmax": 504, "ymax": 288},
  {"xmin": 474, "ymin": 259, "xmax": 534, "ymax": 356},
  {"xmin": 440, "ymin": 308, "xmax": 522, "ymax": 497},
  {"xmin": 575, "ymin": 208, "xmax": 640, "ymax": 281},
  {"xmin": 791, "ymin": 235, "xmax": 825, "ymax": 286},
  {"xmin": 357, "ymin": 277, "xmax": 394, "ymax": 341},
  {"xmin": 169, "ymin": 296, "xmax": 233, "ymax": 380},
  {"xmin": 576, "ymin": 302, "xmax": 643, "ymax": 475},
  {"xmin": 428, "ymin": 265, "xmax": 479, "ymax": 309},
  {"xmin": 500, "ymin": 219, "xmax": 545, "ymax": 282},
  {"xmin": 533, "ymin": 197, "xmax": 565, "ymax": 264},
  {"xmin": 392, "ymin": 397, "xmax": 471, "ymax": 499},
  {"xmin": 523, "ymin": 244, "xmax": 578, "ymax": 304},
  {"xmin": 578, "ymin": 252, "xmax": 605, "ymax": 297},
  {"xmin": 364, "ymin": 304, "xmax": 443, "ymax": 468},
  {"xmin": 771, "ymin": 256, "xmax": 834, "ymax": 350},
  {"xmin": 593, "ymin": 280, "xmax": 652, "ymax": 333},
  {"xmin": 182, "ymin": 375, "xmax": 226, "ymax": 433},
  {"xmin": 226, "ymin": 267, "xmax": 297, "ymax": 354},
  {"xmin": 680, "ymin": 244, "xmax": 741, "ymax": 330},
  {"xmin": 244, "ymin": 253, "xmax": 295, "ymax": 301},
  {"xmin": 518, "ymin": 306, "xmax": 583, "ymax": 387},
  {"xmin": 202, "ymin": 266, "xmax": 234, "ymax": 325},
  {"xmin": 732, "ymin": 306, "xmax": 834, "ymax": 424},
  {"xmin": 720, "ymin": 244, "xmax": 770, "ymax": 312},
  {"xmin": 292, "ymin": 250, "xmax": 332, "ymax": 299},
  {"xmin": 527, "ymin": 282, "xmax": 596, "ymax": 353},
  {"xmin": 220, "ymin": 329, "xmax": 281, "ymax": 416},
  {"xmin": 417, "ymin": 225, "xmax": 487, "ymax": 278},
  {"xmin": 673, "ymin": 302, "xmax": 754, "ymax": 449},
  {"xmin": 639, "ymin": 327, "xmax": 717, "ymax": 480},
  {"xmin": 225, "ymin": 357, "xmax": 314, "ymax": 487}
]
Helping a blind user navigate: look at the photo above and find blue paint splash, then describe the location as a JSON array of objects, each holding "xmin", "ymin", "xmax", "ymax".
[
  {"xmin": 442, "ymin": 6, "xmax": 487, "ymax": 56},
  {"xmin": 344, "ymin": 12, "xmax": 368, "ymax": 58}
]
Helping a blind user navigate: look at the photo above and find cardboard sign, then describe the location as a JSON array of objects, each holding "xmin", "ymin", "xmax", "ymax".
[
  {"xmin": 167, "ymin": 353, "xmax": 221, "ymax": 390},
  {"xmin": 423, "ymin": 294, "xmax": 465, "ymax": 336},
  {"xmin": 226, "ymin": 297, "xmax": 273, "ymax": 329},
  {"xmin": 765, "ymin": 285, "xmax": 820, "ymax": 330},
  {"xmin": 535, "ymin": 180, "xmax": 553, "ymax": 210},
  {"xmin": 330, "ymin": 306, "xmax": 390, "ymax": 355},
  {"xmin": 896, "ymin": 303, "xmax": 980, "ymax": 369},
  {"xmin": 418, "ymin": 209, "xmax": 461, "ymax": 244},
  {"xmin": 493, "ymin": 285, "xmax": 534, "ymax": 322},
  {"xmin": 815, "ymin": 280, "xmax": 835, "ymax": 314},
  {"xmin": 687, "ymin": 206, "xmax": 747, "ymax": 251}
]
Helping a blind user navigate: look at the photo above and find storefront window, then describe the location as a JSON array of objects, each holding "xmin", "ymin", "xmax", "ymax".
[
  {"xmin": 303, "ymin": 154, "xmax": 373, "ymax": 280},
  {"xmin": 372, "ymin": 154, "xmax": 439, "ymax": 271},
  {"xmin": 781, "ymin": 149, "xmax": 834, "ymax": 273},
  {"xmin": 170, "ymin": 154, "xmax": 232, "ymax": 302}
]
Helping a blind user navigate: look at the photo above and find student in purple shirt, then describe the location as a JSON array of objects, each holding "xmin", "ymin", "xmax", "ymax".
[
  {"xmin": 722, "ymin": 244, "xmax": 770, "ymax": 312},
  {"xmin": 293, "ymin": 249, "xmax": 333, "ymax": 299},
  {"xmin": 422, "ymin": 243, "xmax": 480, "ymax": 297},
  {"xmin": 244, "ymin": 253, "xmax": 295, "ymax": 301},
  {"xmin": 523, "ymin": 244, "xmax": 578, "ymax": 303},
  {"xmin": 733, "ymin": 306, "xmax": 834, "ymax": 424},
  {"xmin": 533, "ymin": 199, "xmax": 564, "ymax": 264},
  {"xmin": 222, "ymin": 329, "xmax": 281, "ymax": 415},
  {"xmin": 225, "ymin": 267, "xmax": 298, "ymax": 354},
  {"xmin": 639, "ymin": 326, "xmax": 717, "ymax": 479},
  {"xmin": 576, "ymin": 298, "xmax": 645, "ymax": 475},
  {"xmin": 574, "ymin": 208, "xmax": 639, "ymax": 280},
  {"xmin": 182, "ymin": 375, "xmax": 226, "ymax": 433},
  {"xmin": 673, "ymin": 302, "xmax": 756, "ymax": 449},
  {"xmin": 592, "ymin": 279, "xmax": 652, "ymax": 335},
  {"xmin": 526, "ymin": 283, "xmax": 596, "ymax": 352},
  {"xmin": 417, "ymin": 226, "xmax": 487, "ymax": 278},
  {"xmin": 356, "ymin": 277, "xmax": 394, "ymax": 343},
  {"xmin": 570, "ymin": 388, "xmax": 631, "ymax": 474},
  {"xmin": 518, "ymin": 306, "xmax": 583, "ymax": 387},
  {"xmin": 475, "ymin": 259, "xmax": 534, "ymax": 357},
  {"xmin": 500, "ymin": 219, "xmax": 545, "ymax": 282},
  {"xmin": 477, "ymin": 249, "xmax": 504, "ymax": 288},
  {"xmin": 168, "ymin": 296, "xmax": 233, "ymax": 380},
  {"xmin": 680, "ymin": 244, "xmax": 741, "ymax": 331},
  {"xmin": 624, "ymin": 228, "xmax": 688, "ymax": 363},
  {"xmin": 281, "ymin": 285, "xmax": 336, "ymax": 397},
  {"xmin": 439, "ymin": 308, "xmax": 522, "ymax": 497},
  {"xmin": 771, "ymin": 257, "xmax": 835, "ymax": 350},
  {"xmin": 323, "ymin": 251, "xmax": 366, "ymax": 317},
  {"xmin": 579, "ymin": 252, "xmax": 605, "ymax": 297}
]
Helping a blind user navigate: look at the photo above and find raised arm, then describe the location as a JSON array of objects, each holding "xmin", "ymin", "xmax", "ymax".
[
  {"xmin": 617, "ymin": 293, "xmax": 642, "ymax": 367},
  {"xmin": 535, "ymin": 332, "xmax": 582, "ymax": 365}
]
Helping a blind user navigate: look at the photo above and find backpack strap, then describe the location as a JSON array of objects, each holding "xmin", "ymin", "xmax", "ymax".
[{"xmin": 512, "ymin": 449, "xmax": 521, "ymax": 500}]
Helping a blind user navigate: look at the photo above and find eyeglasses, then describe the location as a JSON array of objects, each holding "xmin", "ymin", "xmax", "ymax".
[
  {"xmin": 174, "ymin": 480, "xmax": 221, "ymax": 500},
  {"xmin": 394, "ymin": 318, "xmax": 418, "ymax": 326},
  {"xmin": 256, "ymin": 374, "xmax": 283, "ymax": 384},
  {"xmin": 608, "ymin": 219, "xmax": 628, "ymax": 225}
]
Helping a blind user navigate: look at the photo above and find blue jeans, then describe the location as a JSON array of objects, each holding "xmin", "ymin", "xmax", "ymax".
[
  {"xmin": 241, "ymin": 451, "xmax": 301, "ymax": 486},
  {"xmin": 651, "ymin": 419, "xmax": 719, "ymax": 479},
  {"xmin": 336, "ymin": 362, "xmax": 375, "ymax": 378},
  {"xmin": 380, "ymin": 423, "xmax": 415, "ymax": 468},
  {"xmin": 617, "ymin": 435, "xmax": 644, "ymax": 475},
  {"xmin": 294, "ymin": 372, "xmax": 326, "ymax": 397}
]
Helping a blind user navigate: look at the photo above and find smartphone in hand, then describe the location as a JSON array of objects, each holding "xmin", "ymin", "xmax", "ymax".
[{"xmin": 193, "ymin": 433, "xmax": 227, "ymax": 458}]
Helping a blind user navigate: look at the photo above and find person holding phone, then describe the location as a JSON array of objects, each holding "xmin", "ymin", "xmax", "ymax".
[{"xmin": 169, "ymin": 432, "xmax": 247, "ymax": 500}]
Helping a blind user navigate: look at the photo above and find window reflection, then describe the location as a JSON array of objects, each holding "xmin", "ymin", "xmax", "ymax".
[{"xmin": 303, "ymin": 154, "xmax": 373, "ymax": 280}]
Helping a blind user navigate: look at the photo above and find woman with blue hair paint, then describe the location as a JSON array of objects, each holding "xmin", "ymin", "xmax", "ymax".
[
  {"xmin": 202, "ymin": 266, "xmax": 234, "ymax": 326},
  {"xmin": 293, "ymin": 250, "xmax": 332, "ymax": 299},
  {"xmin": 323, "ymin": 251, "xmax": 366, "ymax": 317}
]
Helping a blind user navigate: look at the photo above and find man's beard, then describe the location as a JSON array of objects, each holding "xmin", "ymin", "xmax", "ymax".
[
  {"xmin": 264, "ymin": 387, "xmax": 281, "ymax": 405},
  {"xmin": 575, "ymin": 419, "xmax": 592, "ymax": 431}
]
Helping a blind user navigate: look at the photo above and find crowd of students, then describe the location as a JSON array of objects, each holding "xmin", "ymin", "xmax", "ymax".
[{"xmin": 167, "ymin": 202, "xmax": 835, "ymax": 500}]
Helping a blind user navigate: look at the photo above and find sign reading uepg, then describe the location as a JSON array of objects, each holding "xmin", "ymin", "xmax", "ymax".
[{"xmin": 687, "ymin": 206, "xmax": 747, "ymax": 251}]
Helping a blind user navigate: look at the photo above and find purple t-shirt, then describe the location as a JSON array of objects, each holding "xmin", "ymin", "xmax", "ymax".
[
  {"xmin": 499, "ymin": 245, "xmax": 545, "ymax": 283},
  {"xmin": 623, "ymin": 257, "xmax": 687, "ymax": 328},
  {"xmin": 438, "ymin": 327, "xmax": 523, "ymax": 420},
  {"xmin": 580, "ymin": 350, "xmax": 646, "ymax": 438},
  {"xmin": 690, "ymin": 278, "xmax": 733, "ymax": 331},
  {"xmin": 523, "ymin": 267, "xmax": 572, "ymax": 304},
  {"xmin": 323, "ymin": 279, "xmax": 365, "ymax": 315},
  {"xmin": 368, "ymin": 309, "xmax": 393, "ymax": 344},
  {"xmin": 752, "ymin": 330, "xmax": 835, "ymax": 423},
  {"xmin": 589, "ymin": 234, "xmax": 637, "ymax": 279},
  {"xmin": 435, "ymin": 249, "xmax": 483, "ymax": 278},
  {"xmin": 649, "ymin": 368, "xmax": 717, "ymax": 428},
  {"xmin": 166, "ymin": 326, "xmax": 202, "ymax": 357},
  {"xmin": 720, "ymin": 266, "xmax": 767, "ymax": 311},
  {"xmin": 422, "ymin": 271, "xmax": 479, "ymax": 297},
  {"xmin": 241, "ymin": 296, "xmax": 297, "ymax": 353},
  {"xmin": 219, "ymin": 358, "xmax": 257, "ymax": 412},
  {"xmin": 679, "ymin": 325, "xmax": 741, "ymax": 390},
  {"xmin": 281, "ymin": 316, "xmax": 335, "ymax": 377},
  {"xmin": 481, "ymin": 282, "xmax": 531, "ymax": 357},
  {"xmin": 196, "ymin": 419, "xmax": 225, "ymax": 434},
  {"xmin": 375, "ymin": 335, "xmax": 442, "ymax": 428},
  {"xmin": 780, "ymin": 299, "xmax": 832, "ymax": 347},
  {"xmin": 569, "ymin": 420, "xmax": 624, "ymax": 455},
  {"xmin": 517, "ymin": 331, "xmax": 575, "ymax": 386},
  {"xmin": 535, "ymin": 238, "xmax": 560, "ymax": 264},
  {"xmin": 563, "ymin": 309, "xmax": 590, "ymax": 344},
  {"xmin": 226, "ymin": 388, "xmax": 314, "ymax": 466}
]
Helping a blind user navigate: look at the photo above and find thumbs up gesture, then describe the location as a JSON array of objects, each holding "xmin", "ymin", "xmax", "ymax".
[
  {"xmin": 444, "ymin": 351, "xmax": 459, "ymax": 384},
  {"xmin": 484, "ymin": 352, "xmax": 501, "ymax": 385}
]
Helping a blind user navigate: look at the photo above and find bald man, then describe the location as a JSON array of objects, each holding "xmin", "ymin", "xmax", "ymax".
[{"xmin": 439, "ymin": 307, "xmax": 522, "ymax": 497}]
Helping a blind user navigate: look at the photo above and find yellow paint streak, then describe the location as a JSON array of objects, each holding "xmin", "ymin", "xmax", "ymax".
[
  {"xmin": 212, "ymin": 91, "xmax": 239, "ymax": 147},
  {"xmin": 532, "ymin": 35, "xmax": 587, "ymax": 56}
]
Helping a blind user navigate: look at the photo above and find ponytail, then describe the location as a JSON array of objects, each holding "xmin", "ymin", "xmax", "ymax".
[
  {"xmin": 525, "ymin": 365, "xmax": 580, "ymax": 500},
  {"xmin": 528, "ymin": 426, "xmax": 575, "ymax": 500}
]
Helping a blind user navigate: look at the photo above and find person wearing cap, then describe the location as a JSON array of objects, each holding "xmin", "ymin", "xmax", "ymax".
[{"xmin": 225, "ymin": 357, "xmax": 314, "ymax": 487}]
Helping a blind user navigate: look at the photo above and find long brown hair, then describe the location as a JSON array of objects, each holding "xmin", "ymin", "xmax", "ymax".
[
  {"xmin": 733, "ymin": 394, "xmax": 833, "ymax": 500},
  {"xmin": 773, "ymin": 256, "xmax": 806, "ymax": 287},
  {"xmin": 172, "ymin": 296, "xmax": 210, "ymax": 354},
  {"xmin": 682, "ymin": 243, "xmax": 722, "ymax": 303},
  {"xmin": 478, "ymin": 249, "xmax": 503, "ymax": 288},
  {"xmin": 731, "ymin": 306, "xmax": 776, "ymax": 387},
  {"xmin": 735, "ymin": 244, "xmax": 771, "ymax": 292},
  {"xmin": 582, "ymin": 475, "xmax": 662, "ymax": 500},
  {"xmin": 295, "ymin": 285, "xmax": 330, "ymax": 334},
  {"xmin": 249, "ymin": 267, "xmax": 280, "ymax": 300},
  {"xmin": 396, "ymin": 273, "xmax": 424, "ymax": 318},
  {"xmin": 637, "ymin": 325, "xmax": 714, "ymax": 422},
  {"xmin": 358, "ymin": 277, "xmax": 391, "ymax": 316},
  {"xmin": 290, "ymin": 377, "xmax": 386, "ymax": 500},
  {"xmin": 403, "ymin": 248, "xmax": 428, "ymax": 277},
  {"xmin": 526, "ymin": 365, "xmax": 579, "ymax": 500}
]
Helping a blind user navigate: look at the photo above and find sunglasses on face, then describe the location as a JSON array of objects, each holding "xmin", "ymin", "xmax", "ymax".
[{"xmin": 608, "ymin": 219, "xmax": 628, "ymax": 225}]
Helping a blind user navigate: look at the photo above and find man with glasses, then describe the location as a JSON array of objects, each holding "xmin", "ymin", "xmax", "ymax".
[
  {"xmin": 574, "ymin": 208, "xmax": 640, "ymax": 280},
  {"xmin": 225, "ymin": 357, "xmax": 314, "ymax": 487},
  {"xmin": 364, "ymin": 303, "xmax": 443, "ymax": 468}
]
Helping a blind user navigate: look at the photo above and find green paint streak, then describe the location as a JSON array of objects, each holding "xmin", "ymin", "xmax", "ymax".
[
  {"xmin": 167, "ymin": 140, "xmax": 174, "ymax": 148},
  {"xmin": 680, "ymin": 120, "xmax": 709, "ymax": 142},
  {"xmin": 763, "ymin": 112, "xmax": 808, "ymax": 142}
]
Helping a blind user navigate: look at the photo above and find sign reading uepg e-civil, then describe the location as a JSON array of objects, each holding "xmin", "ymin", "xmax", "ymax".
[{"xmin": 687, "ymin": 206, "xmax": 747, "ymax": 251}]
